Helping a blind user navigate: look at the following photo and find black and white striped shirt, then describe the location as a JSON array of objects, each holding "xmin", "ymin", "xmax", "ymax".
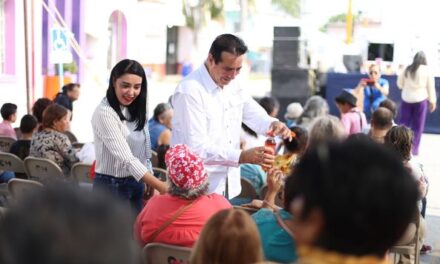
[{"xmin": 92, "ymin": 98, "xmax": 152, "ymax": 181}]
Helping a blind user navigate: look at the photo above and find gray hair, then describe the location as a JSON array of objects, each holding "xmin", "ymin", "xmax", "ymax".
[
  {"xmin": 297, "ymin": 96, "xmax": 329, "ymax": 125},
  {"xmin": 308, "ymin": 115, "xmax": 347, "ymax": 148},
  {"xmin": 168, "ymin": 180, "xmax": 209, "ymax": 200}
]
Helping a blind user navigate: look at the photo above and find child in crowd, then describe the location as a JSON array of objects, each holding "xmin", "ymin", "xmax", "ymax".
[
  {"xmin": 274, "ymin": 126, "xmax": 308, "ymax": 175},
  {"xmin": 10, "ymin": 114, "xmax": 38, "ymax": 160},
  {"xmin": 335, "ymin": 89, "xmax": 367, "ymax": 135},
  {"xmin": 0, "ymin": 103, "xmax": 17, "ymax": 139}
]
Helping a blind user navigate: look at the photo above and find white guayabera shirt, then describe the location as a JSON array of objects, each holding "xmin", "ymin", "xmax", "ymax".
[{"xmin": 171, "ymin": 64, "xmax": 276, "ymax": 198}]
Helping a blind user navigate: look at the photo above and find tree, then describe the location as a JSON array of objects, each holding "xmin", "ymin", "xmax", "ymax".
[{"xmin": 271, "ymin": 0, "xmax": 300, "ymax": 18}]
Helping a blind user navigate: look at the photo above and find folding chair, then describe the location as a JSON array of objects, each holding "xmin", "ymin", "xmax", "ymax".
[
  {"xmin": 153, "ymin": 167, "xmax": 167, "ymax": 182},
  {"xmin": 71, "ymin": 163, "xmax": 92, "ymax": 183},
  {"xmin": 24, "ymin": 157, "xmax": 64, "ymax": 182},
  {"xmin": 142, "ymin": 243, "xmax": 192, "ymax": 264},
  {"xmin": 63, "ymin": 131, "xmax": 78, "ymax": 143},
  {"xmin": 389, "ymin": 213, "xmax": 421, "ymax": 264},
  {"xmin": 8, "ymin": 178, "xmax": 43, "ymax": 200},
  {"xmin": 0, "ymin": 136, "xmax": 16, "ymax": 152},
  {"xmin": 0, "ymin": 152, "xmax": 27, "ymax": 175}
]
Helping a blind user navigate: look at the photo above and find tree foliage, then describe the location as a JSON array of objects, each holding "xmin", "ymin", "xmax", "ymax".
[{"xmin": 271, "ymin": 0, "xmax": 300, "ymax": 18}]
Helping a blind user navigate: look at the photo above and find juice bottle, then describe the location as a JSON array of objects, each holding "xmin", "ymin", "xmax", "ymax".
[
  {"xmin": 265, "ymin": 131, "xmax": 276, "ymax": 154},
  {"xmin": 263, "ymin": 131, "xmax": 276, "ymax": 171}
]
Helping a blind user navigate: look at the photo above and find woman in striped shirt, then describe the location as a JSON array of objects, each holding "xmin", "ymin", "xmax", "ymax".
[{"xmin": 92, "ymin": 59, "xmax": 167, "ymax": 213}]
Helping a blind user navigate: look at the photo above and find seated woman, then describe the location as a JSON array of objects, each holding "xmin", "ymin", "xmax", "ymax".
[
  {"xmin": 190, "ymin": 209, "xmax": 264, "ymax": 264},
  {"xmin": 384, "ymin": 125, "xmax": 428, "ymax": 260},
  {"xmin": 148, "ymin": 103, "xmax": 173, "ymax": 152},
  {"xmin": 290, "ymin": 138, "xmax": 418, "ymax": 264},
  {"xmin": 29, "ymin": 104, "xmax": 79, "ymax": 176},
  {"xmin": 134, "ymin": 144, "xmax": 231, "ymax": 247},
  {"xmin": 252, "ymin": 168, "xmax": 298, "ymax": 263}
]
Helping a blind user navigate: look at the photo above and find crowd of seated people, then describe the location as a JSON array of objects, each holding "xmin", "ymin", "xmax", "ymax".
[{"xmin": 0, "ymin": 77, "xmax": 433, "ymax": 263}]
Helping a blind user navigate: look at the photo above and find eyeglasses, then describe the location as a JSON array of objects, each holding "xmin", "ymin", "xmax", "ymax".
[{"xmin": 369, "ymin": 71, "xmax": 378, "ymax": 75}]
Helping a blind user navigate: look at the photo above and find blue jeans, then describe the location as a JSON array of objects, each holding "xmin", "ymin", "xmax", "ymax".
[
  {"xmin": 0, "ymin": 171, "xmax": 15, "ymax": 183},
  {"xmin": 93, "ymin": 173, "xmax": 145, "ymax": 214}
]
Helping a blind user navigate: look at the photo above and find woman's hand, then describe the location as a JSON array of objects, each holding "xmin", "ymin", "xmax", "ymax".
[
  {"xmin": 142, "ymin": 173, "xmax": 168, "ymax": 194},
  {"xmin": 429, "ymin": 102, "xmax": 436, "ymax": 113},
  {"xmin": 263, "ymin": 168, "xmax": 284, "ymax": 209}
]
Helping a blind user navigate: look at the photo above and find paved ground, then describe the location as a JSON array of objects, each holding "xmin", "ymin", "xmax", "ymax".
[{"xmin": 417, "ymin": 134, "xmax": 440, "ymax": 264}]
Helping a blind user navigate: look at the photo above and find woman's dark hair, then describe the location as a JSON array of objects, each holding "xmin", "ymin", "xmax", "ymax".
[
  {"xmin": 32, "ymin": 98, "xmax": 54, "ymax": 123},
  {"xmin": 41, "ymin": 104, "xmax": 69, "ymax": 130},
  {"xmin": 106, "ymin": 59, "xmax": 147, "ymax": 131},
  {"xmin": 153, "ymin": 103, "xmax": 172, "ymax": 122},
  {"xmin": 283, "ymin": 126, "xmax": 308, "ymax": 155},
  {"xmin": 62, "ymin": 83, "xmax": 80, "ymax": 94},
  {"xmin": 208, "ymin": 34, "xmax": 248, "ymax": 64},
  {"xmin": 405, "ymin": 51, "xmax": 427, "ymax": 79},
  {"xmin": 20, "ymin": 114, "xmax": 38, "ymax": 134},
  {"xmin": 156, "ymin": 144, "xmax": 170, "ymax": 170},
  {"xmin": 379, "ymin": 99, "xmax": 397, "ymax": 119},
  {"xmin": 259, "ymin": 96, "xmax": 280, "ymax": 116},
  {"xmin": 384, "ymin": 125, "xmax": 413, "ymax": 162},
  {"xmin": 289, "ymin": 139, "xmax": 418, "ymax": 257}
]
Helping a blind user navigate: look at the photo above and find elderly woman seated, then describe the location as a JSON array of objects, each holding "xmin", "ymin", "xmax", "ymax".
[
  {"xmin": 30, "ymin": 104, "xmax": 79, "ymax": 176},
  {"xmin": 134, "ymin": 144, "xmax": 231, "ymax": 247}
]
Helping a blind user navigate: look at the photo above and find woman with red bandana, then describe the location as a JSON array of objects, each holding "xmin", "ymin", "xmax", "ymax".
[{"xmin": 134, "ymin": 144, "xmax": 231, "ymax": 247}]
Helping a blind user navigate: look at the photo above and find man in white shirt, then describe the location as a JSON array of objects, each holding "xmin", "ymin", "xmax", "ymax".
[{"xmin": 171, "ymin": 34, "xmax": 291, "ymax": 198}]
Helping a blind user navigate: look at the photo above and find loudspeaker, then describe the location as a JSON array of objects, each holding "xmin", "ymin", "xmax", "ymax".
[
  {"xmin": 273, "ymin": 26, "xmax": 301, "ymax": 69},
  {"xmin": 274, "ymin": 27, "xmax": 300, "ymax": 38},
  {"xmin": 271, "ymin": 68, "xmax": 310, "ymax": 99},
  {"xmin": 273, "ymin": 40, "xmax": 299, "ymax": 69}
]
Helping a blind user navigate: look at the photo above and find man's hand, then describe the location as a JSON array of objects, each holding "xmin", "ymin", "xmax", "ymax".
[
  {"xmin": 239, "ymin": 146, "xmax": 274, "ymax": 170},
  {"xmin": 268, "ymin": 121, "xmax": 292, "ymax": 140}
]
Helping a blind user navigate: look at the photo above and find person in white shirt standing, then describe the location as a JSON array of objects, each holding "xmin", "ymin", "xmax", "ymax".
[
  {"xmin": 397, "ymin": 51, "xmax": 437, "ymax": 156},
  {"xmin": 171, "ymin": 34, "xmax": 291, "ymax": 199}
]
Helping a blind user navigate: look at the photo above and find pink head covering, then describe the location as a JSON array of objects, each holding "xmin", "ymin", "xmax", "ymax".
[{"xmin": 165, "ymin": 144, "xmax": 207, "ymax": 190}]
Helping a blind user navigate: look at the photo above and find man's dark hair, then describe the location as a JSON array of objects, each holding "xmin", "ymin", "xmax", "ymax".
[
  {"xmin": 1, "ymin": 103, "xmax": 17, "ymax": 120},
  {"xmin": 379, "ymin": 99, "xmax": 397, "ymax": 119},
  {"xmin": 259, "ymin": 96, "xmax": 280, "ymax": 116},
  {"xmin": 0, "ymin": 184, "xmax": 139, "ymax": 263},
  {"xmin": 19, "ymin": 114, "xmax": 38, "ymax": 134},
  {"xmin": 106, "ymin": 59, "xmax": 147, "ymax": 131},
  {"xmin": 32, "ymin": 98, "xmax": 53, "ymax": 123},
  {"xmin": 288, "ymin": 138, "xmax": 418, "ymax": 257},
  {"xmin": 371, "ymin": 107, "xmax": 393, "ymax": 129},
  {"xmin": 62, "ymin": 83, "xmax": 80, "ymax": 94},
  {"xmin": 153, "ymin": 103, "xmax": 172, "ymax": 122},
  {"xmin": 209, "ymin": 34, "xmax": 248, "ymax": 64}
]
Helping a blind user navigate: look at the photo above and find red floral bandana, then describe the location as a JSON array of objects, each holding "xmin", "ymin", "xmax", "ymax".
[{"xmin": 165, "ymin": 144, "xmax": 207, "ymax": 190}]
